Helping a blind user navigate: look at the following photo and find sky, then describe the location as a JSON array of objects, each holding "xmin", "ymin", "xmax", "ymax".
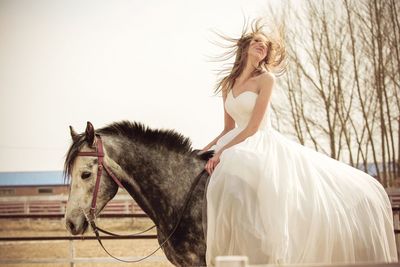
[{"xmin": 0, "ymin": 0, "xmax": 300, "ymax": 172}]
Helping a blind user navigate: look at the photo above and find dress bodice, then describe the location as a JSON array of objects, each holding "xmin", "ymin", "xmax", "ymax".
[{"xmin": 225, "ymin": 90, "xmax": 272, "ymax": 130}]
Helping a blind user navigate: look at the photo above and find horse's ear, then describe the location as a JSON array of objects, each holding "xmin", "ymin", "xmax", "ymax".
[
  {"xmin": 85, "ymin": 121, "xmax": 95, "ymax": 146},
  {"xmin": 69, "ymin": 126, "xmax": 79, "ymax": 142}
]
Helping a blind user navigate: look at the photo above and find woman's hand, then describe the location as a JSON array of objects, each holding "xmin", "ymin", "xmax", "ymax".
[{"xmin": 205, "ymin": 151, "xmax": 222, "ymax": 175}]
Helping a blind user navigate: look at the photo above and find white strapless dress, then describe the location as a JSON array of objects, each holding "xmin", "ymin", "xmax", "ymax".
[{"xmin": 205, "ymin": 90, "xmax": 398, "ymax": 266}]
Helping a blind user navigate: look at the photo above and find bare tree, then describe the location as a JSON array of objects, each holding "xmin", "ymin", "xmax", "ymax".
[{"xmin": 273, "ymin": 0, "xmax": 400, "ymax": 187}]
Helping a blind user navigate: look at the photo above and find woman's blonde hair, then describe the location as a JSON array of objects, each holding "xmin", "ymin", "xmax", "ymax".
[{"xmin": 213, "ymin": 18, "xmax": 287, "ymax": 95}]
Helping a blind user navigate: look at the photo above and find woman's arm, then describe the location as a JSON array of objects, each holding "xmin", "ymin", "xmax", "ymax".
[
  {"xmin": 200, "ymin": 130, "xmax": 228, "ymax": 152},
  {"xmin": 205, "ymin": 73, "xmax": 275, "ymax": 174},
  {"xmin": 199, "ymin": 86, "xmax": 235, "ymax": 152}
]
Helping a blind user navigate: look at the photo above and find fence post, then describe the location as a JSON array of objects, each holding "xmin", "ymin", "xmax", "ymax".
[
  {"xmin": 25, "ymin": 200, "xmax": 31, "ymax": 228},
  {"xmin": 69, "ymin": 239, "xmax": 75, "ymax": 267}
]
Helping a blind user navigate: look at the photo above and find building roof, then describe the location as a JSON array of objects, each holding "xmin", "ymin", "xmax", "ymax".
[
  {"xmin": 0, "ymin": 171, "xmax": 67, "ymax": 186},
  {"xmin": 356, "ymin": 162, "xmax": 394, "ymax": 177}
]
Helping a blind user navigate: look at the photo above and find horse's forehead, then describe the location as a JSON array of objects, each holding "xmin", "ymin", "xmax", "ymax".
[
  {"xmin": 72, "ymin": 144, "xmax": 97, "ymax": 169},
  {"xmin": 74, "ymin": 156, "xmax": 96, "ymax": 167},
  {"xmin": 79, "ymin": 143, "xmax": 93, "ymax": 151}
]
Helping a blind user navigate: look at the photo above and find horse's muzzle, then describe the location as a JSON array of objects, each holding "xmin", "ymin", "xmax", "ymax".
[{"xmin": 66, "ymin": 218, "xmax": 89, "ymax": 235}]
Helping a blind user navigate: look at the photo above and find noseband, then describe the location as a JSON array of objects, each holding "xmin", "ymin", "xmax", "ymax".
[{"xmin": 75, "ymin": 134, "xmax": 207, "ymax": 263}]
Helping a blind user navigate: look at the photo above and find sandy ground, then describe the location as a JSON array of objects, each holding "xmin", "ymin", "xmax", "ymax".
[{"xmin": 0, "ymin": 218, "xmax": 174, "ymax": 267}]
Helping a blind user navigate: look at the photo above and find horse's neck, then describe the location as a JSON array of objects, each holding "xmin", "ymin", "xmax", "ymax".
[{"xmin": 103, "ymin": 135, "xmax": 204, "ymax": 227}]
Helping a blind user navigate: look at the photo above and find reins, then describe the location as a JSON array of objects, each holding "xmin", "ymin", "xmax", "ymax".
[{"xmin": 76, "ymin": 134, "xmax": 207, "ymax": 263}]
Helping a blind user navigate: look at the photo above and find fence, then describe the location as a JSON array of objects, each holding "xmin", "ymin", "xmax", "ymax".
[
  {"xmin": 0, "ymin": 216, "xmax": 162, "ymax": 266},
  {"xmin": 0, "ymin": 194, "xmax": 143, "ymax": 215},
  {"xmin": 1, "ymin": 192, "xmax": 400, "ymax": 266},
  {"xmin": 0, "ymin": 195, "xmax": 160, "ymax": 265}
]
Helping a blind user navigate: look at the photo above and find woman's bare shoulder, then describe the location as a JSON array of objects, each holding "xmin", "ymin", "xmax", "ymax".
[
  {"xmin": 256, "ymin": 71, "xmax": 275, "ymax": 92},
  {"xmin": 258, "ymin": 71, "xmax": 275, "ymax": 82}
]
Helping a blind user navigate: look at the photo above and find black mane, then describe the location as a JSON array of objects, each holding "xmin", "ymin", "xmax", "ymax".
[
  {"xmin": 98, "ymin": 120, "xmax": 193, "ymax": 153},
  {"xmin": 63, "ymin": 120, "xmax": 213, "ymax": 182}
]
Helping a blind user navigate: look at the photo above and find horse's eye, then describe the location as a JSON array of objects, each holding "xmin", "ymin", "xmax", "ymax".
[{"xmin": 81, "ymin": 171, "xmax": 92, "ymax": 180}]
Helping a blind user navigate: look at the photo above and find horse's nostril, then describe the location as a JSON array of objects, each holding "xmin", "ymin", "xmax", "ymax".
[{"xmin": 67, "ymin": 219, "xmax": 75, "ymax": 233}]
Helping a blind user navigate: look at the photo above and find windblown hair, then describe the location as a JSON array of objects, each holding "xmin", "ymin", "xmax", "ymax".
[
  {"xmin": 63, "ymin": 121, "xmax": 213, "ymax": 181},
  {"xmin": 212, "ymin": 18, "xmax": 287, "ymax": 95}
]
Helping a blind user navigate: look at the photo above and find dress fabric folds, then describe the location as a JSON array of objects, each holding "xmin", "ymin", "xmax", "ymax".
[{"xmin": 205, "ymin": 90, "xmax": 398, "ymax": 266}]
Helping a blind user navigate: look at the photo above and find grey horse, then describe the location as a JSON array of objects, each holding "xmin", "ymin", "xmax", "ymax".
[{"xmin": 64, "ymin": 121, "xmax": 213, "ymax": 266}]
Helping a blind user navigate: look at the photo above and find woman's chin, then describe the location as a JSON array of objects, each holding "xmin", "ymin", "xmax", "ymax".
[{"xmin": 248, "ymin": 52, "xmax": 265, "ymax": 62}]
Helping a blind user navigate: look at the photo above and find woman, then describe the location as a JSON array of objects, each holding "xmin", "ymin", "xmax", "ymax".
[{"xmin": 200, "ymin": 19, "xmax": 398, "ymax": 266}]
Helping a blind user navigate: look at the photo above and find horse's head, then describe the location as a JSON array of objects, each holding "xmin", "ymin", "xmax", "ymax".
[{"xmin": 64, "ymin": 121, "xmax": 119, "ymax": 235}]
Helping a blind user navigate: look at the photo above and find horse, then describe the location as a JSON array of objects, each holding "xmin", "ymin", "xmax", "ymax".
[{"xmin": 64, "ymin": 121, "xmax": 213, "ymax": 266}]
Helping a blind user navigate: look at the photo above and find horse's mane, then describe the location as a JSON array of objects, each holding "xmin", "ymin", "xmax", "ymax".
[
  {"xmin": 63, "ymin": 120, "xmax": 213, "ymax": 182},
  {"xmin": 98, "ymin": 120, "xmax": 193, "ymax": 153}
]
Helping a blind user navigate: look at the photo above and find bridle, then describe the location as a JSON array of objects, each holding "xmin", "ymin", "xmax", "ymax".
[
  {"xmin": 76, "ymin": 135, "xmax": 124, "ymax": 219},
  {"xmin": 75, "ymin": 134, "xmax": 207, "ymax": 263}
]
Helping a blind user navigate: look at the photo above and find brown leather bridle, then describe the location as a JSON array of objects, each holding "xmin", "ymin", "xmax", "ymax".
[
  {"xmin": 75, "ymin": 134, "xmax": 207, "ymax": 263},
  {"xmin": 77, "ymin": 134, "xmax": 124, "ymax": 220}
]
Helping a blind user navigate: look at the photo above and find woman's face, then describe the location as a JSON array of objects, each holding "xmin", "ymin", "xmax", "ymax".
[{"xmin": 247, "ymin": 33, "xmax": 268, "ymax": 62}]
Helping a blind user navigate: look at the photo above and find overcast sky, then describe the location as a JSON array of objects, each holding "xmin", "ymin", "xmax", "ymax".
[{"xmin": 0, "ymin": 0, "xmax": 300, "ymax": 172}]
